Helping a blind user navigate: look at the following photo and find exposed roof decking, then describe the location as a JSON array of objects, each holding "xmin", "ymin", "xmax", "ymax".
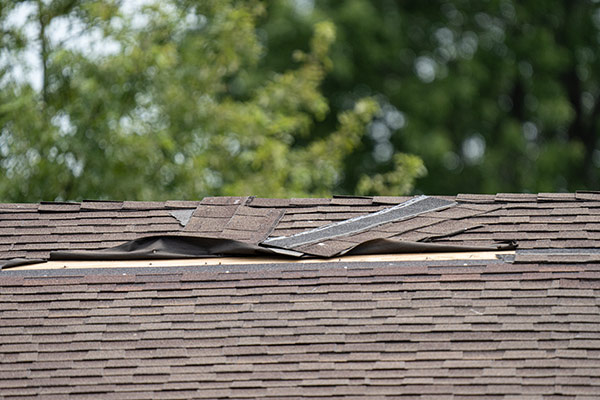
[{"xmin": 2, "ymin": 192, "xmax": 600, "ymax": 263}]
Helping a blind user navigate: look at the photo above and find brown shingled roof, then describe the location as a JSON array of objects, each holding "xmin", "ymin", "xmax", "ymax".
[{"xmin": 2, "ymin": 192, "xmax": 600, "ymax": 398}]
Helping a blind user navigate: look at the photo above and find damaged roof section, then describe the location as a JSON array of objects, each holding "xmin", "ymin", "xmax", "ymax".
[
  {"xmin": 261, "ymin": 195, "xmax": 455, "ymax": 255},
  {"xmin": 262, "ymin": 197, "xmax": 506, "ymax": 257},
  {"xmin": 1, "ymin": 192, "xmax": 600, "ymax": 266}
]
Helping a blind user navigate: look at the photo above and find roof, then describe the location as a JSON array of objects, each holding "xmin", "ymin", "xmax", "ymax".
[
  {"xmin": 3, "ymin": 192, "xmax": 599, "ymax": 263},
  {"xmin": 2, "ymin": 192, "xmax": 600, "ymax": 398}
]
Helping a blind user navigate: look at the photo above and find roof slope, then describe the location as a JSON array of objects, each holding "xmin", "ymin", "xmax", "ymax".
[
  {"xmin": 2, "ymin": 192, "xmax": 600, "ymax": 399},
  {"xmin": 2, "ymin": 192, "xmax": 600, "ymax": 263}
]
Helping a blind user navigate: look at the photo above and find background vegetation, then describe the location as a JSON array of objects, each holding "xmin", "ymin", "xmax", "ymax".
[{"xmin": 1, "ymin": 0, "xmax": 599, "ymax": 201}]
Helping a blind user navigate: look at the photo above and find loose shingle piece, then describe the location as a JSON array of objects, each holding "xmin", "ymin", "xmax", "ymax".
[
  {"xmin": 2, "ymin": 193, "xmax": 600, "ymax": 399},
  {"xmin": 2, "ymin": 193, "xmax": 600, "ymax": 261},
  {"xmin": 261, "ymin": 196, "xmax": 455, "ymax": 255}
]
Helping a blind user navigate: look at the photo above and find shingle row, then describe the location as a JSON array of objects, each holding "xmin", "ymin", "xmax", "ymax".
[{"xmin": 2, "ymin": 259, "xmax": 600, "ymax": 399}]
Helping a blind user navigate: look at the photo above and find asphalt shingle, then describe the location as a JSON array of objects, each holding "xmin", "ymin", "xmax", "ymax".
[
  {"xmin": 2, "ymin": 257, "xmax": 600, "ymax": 398},
  {"xmin": 1, "ymin": 193, "xmax": 600, "ymax": 399}
]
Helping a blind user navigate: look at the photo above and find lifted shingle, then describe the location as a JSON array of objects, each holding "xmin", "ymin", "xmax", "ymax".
[{"xmin": 262, "ymin": 196, "xmax": 455, "ymax": 252}]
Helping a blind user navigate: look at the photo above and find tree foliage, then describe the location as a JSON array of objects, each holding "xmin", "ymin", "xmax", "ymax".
[
  {"xmin": 260, "ymin": 0, "xmax": 600, "ymax": 194},
  {"xmin": 0, "ymin": 0, "xmax": 422, "ymax": 201},
  {"xmin": 2, "ymin": 1, "xmax": 599, "ymax": 201}
]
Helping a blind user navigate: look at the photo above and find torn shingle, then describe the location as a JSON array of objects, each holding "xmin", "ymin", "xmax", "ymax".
[
  {"xmin": 1, "ymin": 192, "xmax": 600, "ymax": 266},
  {"xmin": 182, "ymin": 204, "xmax": 283, "ymax": 245},
  {"xmin": 262, "ymin": 196, "xmax": 455, "ymax": 252}
]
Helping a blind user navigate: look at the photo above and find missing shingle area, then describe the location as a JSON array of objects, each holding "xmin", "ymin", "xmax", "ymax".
[
  {"xmin": 169, "ymin": 209, "xmax": 195, "ymax": 227},
  {"xmin": 262, "ymin": 195, "xmax": 456, "ymax": 251}
]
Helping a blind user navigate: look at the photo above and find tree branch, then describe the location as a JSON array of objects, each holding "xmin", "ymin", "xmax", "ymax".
[{"xmin": 37, "ymin": 0, "xmax": 49, "ymax": 107}]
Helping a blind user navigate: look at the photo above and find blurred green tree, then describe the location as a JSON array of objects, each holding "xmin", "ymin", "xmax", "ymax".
[
  {"xmin": 0, "ymin": 0, "xmax": 423, "ymax": 201},
  {"xmin": 4, "ymin": 0, "xmax": 597, "ymax": 201},
  {"xmin": 260, "ymin": 0, "xmax": 600, "ymax": 194}
]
